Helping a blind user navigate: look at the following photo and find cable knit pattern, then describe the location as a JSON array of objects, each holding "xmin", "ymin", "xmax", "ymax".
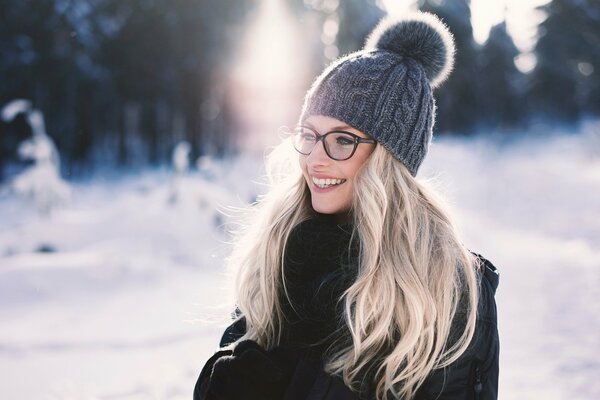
[{"xmin": 299, "ymin": 12, "xmax": 454, "ymax": 176}]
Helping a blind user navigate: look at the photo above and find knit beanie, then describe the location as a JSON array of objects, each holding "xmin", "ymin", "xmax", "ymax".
[{"xmin": 299, "ymin": 12, "xmax": 455, "ymax": 176}]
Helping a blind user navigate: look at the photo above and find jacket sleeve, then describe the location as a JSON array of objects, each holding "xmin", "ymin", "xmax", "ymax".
[
  {"xmin": 193, "ymin": 314, "xmax": 247, "ymax": 400},
  {"xmin": 415, "ymin": 321, "xmax": 498, "ymax": 400},
  {"xmin": 212, "ymin": 315, "xmax": 359, "ymax": 400},
  {"xmin": 193, "ymin": 349, "xmax": 233, "ymax": 400},
  {"xmin": 416, "ymin": 255, "xmax": 500, "ymax": 400},
  {"xmin": 283, "ymin": 349, "xmax": 360, "ymax": 400},
  {"xmin": 475, "ymin": 321, "xmax": 499, "ymax": 399},
  {"xmin": 472, "ymin": 253, "xmax": 500, "ymax": 399}
]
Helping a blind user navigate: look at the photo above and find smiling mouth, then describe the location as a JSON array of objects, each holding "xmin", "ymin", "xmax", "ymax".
[{"xmin": 312, "ymin": 177, "xmax": 346, "ymax": 189}]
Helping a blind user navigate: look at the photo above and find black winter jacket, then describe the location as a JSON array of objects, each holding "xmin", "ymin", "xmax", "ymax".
[{"xmin": 194, "ymin": 218, "xmax": 500, "ymax": 400}]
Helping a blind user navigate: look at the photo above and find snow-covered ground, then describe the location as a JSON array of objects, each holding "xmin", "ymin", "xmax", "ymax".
[{"xmin": 0, "ymin": 124, "xmax": 599, "ymax": 399}]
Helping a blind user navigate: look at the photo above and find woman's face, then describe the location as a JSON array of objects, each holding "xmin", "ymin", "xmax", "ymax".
[{"xmin": 299, "ymin": 115, "xmax": 376, "ymax": 218}]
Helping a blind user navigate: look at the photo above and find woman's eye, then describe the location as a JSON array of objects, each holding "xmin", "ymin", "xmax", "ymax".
[
  {"xmin": 336, "ymin": 135, "xmax": 354, "ymax": 145},
  {"xmin": 302, "ymin": 133, "xmax": 316, "ymax": 142}
]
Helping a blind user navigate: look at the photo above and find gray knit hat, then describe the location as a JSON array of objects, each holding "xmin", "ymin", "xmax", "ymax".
[{"xmin": 299, "ymin": 12, "xmax": 455, "ymax": 176}]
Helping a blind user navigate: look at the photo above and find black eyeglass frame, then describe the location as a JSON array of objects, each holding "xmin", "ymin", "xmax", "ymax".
[{"xmin": 291, "ymin": 125, "xmax": 377, "ymax": 161}]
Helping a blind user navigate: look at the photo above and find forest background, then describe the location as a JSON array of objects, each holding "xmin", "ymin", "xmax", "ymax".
[
  {"xmin": 1, "ymin": 1, "xmax": 599, "ymax": 399},
  {"xmin": 1, "ymin": 0, "xmax": 598, "ymax": 176}
]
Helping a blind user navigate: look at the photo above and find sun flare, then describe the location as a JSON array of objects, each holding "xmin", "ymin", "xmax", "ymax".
[{"xmin": 230, "ymin": 0, "xmax": 309, "ymax": 153}]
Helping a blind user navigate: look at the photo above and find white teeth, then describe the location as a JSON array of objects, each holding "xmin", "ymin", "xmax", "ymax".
[{"xmin": 312, "ymin": 177, "xmax": 346, "ymax": 188}]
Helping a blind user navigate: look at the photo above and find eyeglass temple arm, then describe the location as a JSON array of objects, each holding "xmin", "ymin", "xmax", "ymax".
[{"xmin": 357, "ymin": 137, "xmax": 376, "ymax": 144}]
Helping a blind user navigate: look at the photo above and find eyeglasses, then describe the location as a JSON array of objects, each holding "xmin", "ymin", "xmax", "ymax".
[{"xmin": 285, "ymin": 125, "xmax": 376, "ymax": 161}]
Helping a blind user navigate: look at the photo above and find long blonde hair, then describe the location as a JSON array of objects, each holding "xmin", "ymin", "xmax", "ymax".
[{"xmin": 228, "ymin": 141, "xmax": 480, "ymax": 399}]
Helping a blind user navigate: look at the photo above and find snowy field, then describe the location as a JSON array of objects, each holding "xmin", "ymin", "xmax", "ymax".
[{"xmin": 1, "ymin": 123, "xmax": 599, "ymax": 399}]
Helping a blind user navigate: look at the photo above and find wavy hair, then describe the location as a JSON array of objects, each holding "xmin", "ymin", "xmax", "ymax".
[{"xmin": 228, "ymin": 140, "xmax": 480, "ymax": 399}]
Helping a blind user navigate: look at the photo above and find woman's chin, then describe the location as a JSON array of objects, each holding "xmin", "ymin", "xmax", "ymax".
[{"xmin": 311, "ymin": 202, "xmax": 349, "ymax": 217}]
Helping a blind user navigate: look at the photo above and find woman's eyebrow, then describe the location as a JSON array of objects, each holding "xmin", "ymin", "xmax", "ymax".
[
  {"xmin": 331, "ymin": 125, "xmax": 354, "ymax": 131},
  {"xmin": 304, "ymin": 122, "xmax": 358, "ymax": 133},
  {"xmin": 331, "ymin": 125, "xmax": 369, "ymax": 137}
]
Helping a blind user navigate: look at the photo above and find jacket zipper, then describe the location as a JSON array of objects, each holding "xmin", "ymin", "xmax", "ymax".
[{"xmin": 473, "ymin": 362, "xmax": 483, "ymax": 400}]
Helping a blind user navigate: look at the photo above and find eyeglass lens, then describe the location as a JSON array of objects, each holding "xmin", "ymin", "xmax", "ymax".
[{"xmin": 293, "ymin": 126, "xmax": 356, "ymax": 160}]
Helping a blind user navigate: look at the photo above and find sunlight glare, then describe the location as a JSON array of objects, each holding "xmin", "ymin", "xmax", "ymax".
[
  {"xmin": 471, "ymin": 0, "xmax": 505, "ymax": 44},
  {"xmin": 471, "ymin": 0, "xmax": 551, "ymax": 51},
  {"xmin": 379, "ymin": 0, "xmax": 417, "ymax": 17},
  {"xmin": 235, "ymin": 0, "xmax": 301, "ymax": 89},
  {"xmin": 505, "ymin": 0, "xmax": 550, "ymax": 52},
  {"xmin": 230, "ymin": 0, "xmax": 309, "ymax": 153},
  {"xmin": 470, "ymin": 0, "xmax": 550, "ymax": 71},
  {"xmin": 514, "ymin": 53, "xmax": 537, "ymax": 74}
]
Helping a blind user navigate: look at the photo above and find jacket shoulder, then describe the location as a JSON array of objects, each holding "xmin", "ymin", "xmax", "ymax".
[
  {"xmin": 470, "ymin": 251, "xmax": 499, "ymax": 294},
  {"xmin": 468, "ymin": 251, "xmax": 499, "ymax": 329},
  {"xmin": 219, "ymin": 315, "xmax": 247, "ymax": 348},
  {"xmin": 417, "ymin": 252, "xmax": 500, "ymax": 399}
]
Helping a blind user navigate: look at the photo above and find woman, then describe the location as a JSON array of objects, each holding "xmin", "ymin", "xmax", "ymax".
[{"xmin": 194, "ymin": 12, "xmax": 499, "ymax": 400}]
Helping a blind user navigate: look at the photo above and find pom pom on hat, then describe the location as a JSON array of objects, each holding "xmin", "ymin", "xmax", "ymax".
[
  {"xmin": 300, "ymin": 11, "xmax": 458, "ymax": 175},
  {"xmin": 365, "ymin": 12, "xmax": 455, "ymax": 88}
]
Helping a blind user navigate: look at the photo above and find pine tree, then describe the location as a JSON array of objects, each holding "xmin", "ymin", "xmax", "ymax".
[
  {"xmin": 0, "ymin": 0, "xmax": 97, "ymax": 168},
  {"xmin": 297, "ymin": 0, "xmax": 383, "ymax": 70},
  {"xmin": 531, "ymin": 0, "xmax": 600, "ymax": 120},
  {"xmin": 418, "ymin": 0, "xmax": 481, "ymax": 133},
  {"xmin": 0, "ymin": 0, "xmax": 250, "ymax": 171},
  {"xmin": 335, "ymin": 0, "xmax": 384, "ymax": 57},
  {"xmin": 479, "ymin": 21, "xmax": 524, "ymax": 128},
  {"xmin": 96, "ymin": 0, "xmax": 251, "ymax": 165}
]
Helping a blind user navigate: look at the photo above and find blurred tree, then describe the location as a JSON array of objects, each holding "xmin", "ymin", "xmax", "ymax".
[
  {"xmin": 0, "ymin": 113, "xmax": 32, "ymax": 181},
  {"xmin": 96, "ymin": 0, "xmax": 249, "ymax": 165},
  {"xmin": 335, "ymin": 0, "xmax": 384, "ymax": 56},
  {"xmin": 0, "ymin": 0, "xmax": 249, "ymax": 173},
  {"xmin": 418, "ymin": 0, "xmax": 481, "ymax": 134},
  {"xmin": 3, "ymin": 0, "xmax": 596, "ymax": 175},
  {"xmin": 0, "ymin": 0, "xmax": 103, "ymax": 173},
  {"xmin": 297, "ymin": 0, "xmax": 383, "ymax": 68},
  {"xmin": 531, "ymin": 0, "xmax": 600, "ymax": 120},
  {"xmin": 478, "ymin": 21, "xmax": 525, "ymax": 128}
]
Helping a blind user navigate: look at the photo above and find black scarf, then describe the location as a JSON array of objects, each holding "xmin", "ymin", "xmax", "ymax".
[{"xmin": 280, "ymin": 216, "xmax": 359, "ymax": 350}]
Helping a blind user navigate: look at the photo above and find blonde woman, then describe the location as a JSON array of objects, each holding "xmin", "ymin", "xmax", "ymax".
[{"xmin": 194, "ymin": 12, "xmax": 499, "ymax": 400}]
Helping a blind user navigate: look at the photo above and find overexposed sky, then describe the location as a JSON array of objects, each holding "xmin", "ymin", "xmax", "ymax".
[
  {"xmin": 381, "ymin": 0, "xmax": 550, "ymax": 51},
  {"xmin": 471, "ymin": 0, "xmax": 550, "ymax": 50}
]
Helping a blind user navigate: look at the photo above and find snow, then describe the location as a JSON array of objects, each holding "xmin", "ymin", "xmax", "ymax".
[
  {"xmin": 6, "ymin": 106, "xmax": 71, "ymax": 216},
  {"xmin": 420, "ymin": 125, "xmax": 600, "ymax": 399},
  {"xmin": 172, "ymin": 142, "xmax": 192, "ymax": 174},
  {"xmin": 1, "ymin": 99, "xmax": 32, "ymax": 122},
  {"xmin": 0, "ymin": 127, "xmax": 599, "ymax": 399}
]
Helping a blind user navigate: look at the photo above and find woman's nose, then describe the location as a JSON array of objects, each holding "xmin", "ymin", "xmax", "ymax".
[{"xmin": 307, "ymin": 140, "xmax": 330, "ymax": 165}]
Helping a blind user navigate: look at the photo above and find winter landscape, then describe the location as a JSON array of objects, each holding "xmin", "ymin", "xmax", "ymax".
[
  {"xmin": 1, "ymin": 1, "xmax": 599, "ymax": 399},
  {"xmin": 1, "ymin": 121, "xmax": 599, "ymax": 400}
]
